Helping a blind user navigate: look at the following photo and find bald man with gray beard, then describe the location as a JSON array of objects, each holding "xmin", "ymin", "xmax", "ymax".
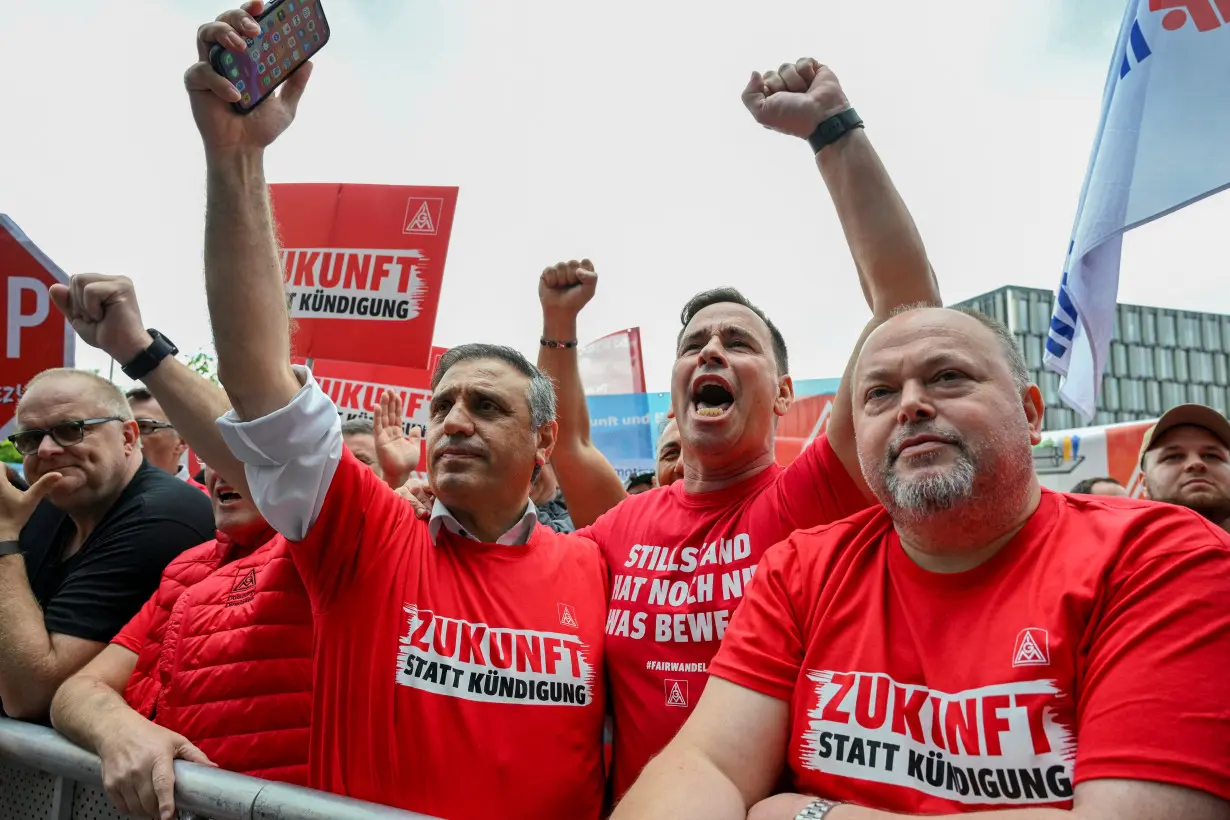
[{"xmin": 616, "ymin": 306, "xmax": 1230, "ymax": 820}]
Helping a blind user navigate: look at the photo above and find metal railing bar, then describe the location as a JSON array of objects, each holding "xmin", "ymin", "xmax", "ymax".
[{"xmin": 0, "ymin": 719, "xmax": 437, "ymax": 820}]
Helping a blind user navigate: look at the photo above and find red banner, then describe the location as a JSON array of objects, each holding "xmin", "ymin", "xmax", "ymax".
[
  {"xmin": 427, "ymin": 345, "xmax": 448, "ymax": 378},
  {"xmin": 578, "ymin": 328, "xmax": 646, "ymax": 395},
  {"xmin": 270, "ymin": 184, "xmax": 459, "ymax": 370},
  {"xmin": 0, "ymin": 216, "xmax": 74, "ymax": 438},
  {"xmin": 774, "ymin": 393, "xmax": 835, "ymax": 465},
  {"xmin": 1107, "ymin": 421, "xmax": 1155, "ymax": 498},
  {"xmin": 293, "ymin": 353, "xmax": 451, "ymax": 476}
]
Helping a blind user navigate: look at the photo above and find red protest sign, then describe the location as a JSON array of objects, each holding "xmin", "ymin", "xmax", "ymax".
[
  {"xmin": 270, "ymin": 184, "xmax": 459, "ymax": 370},
  {"xmin": 0, "ymin": 216, "xmax": 74, "ymax": 438},
  {"xmin": 774, "ymin": 393, "xmax": 834, "ymax": 465},
  {"xmin": 293, "ymin": 356, "xmax": 439, "ymax": 474},
  {"xmin": 579, "ymin": 328, "xmax": 647, "ymax": 395},
  {"xmin": 427, "ymin": 345, "xmax": 448, "ymax": 378}
]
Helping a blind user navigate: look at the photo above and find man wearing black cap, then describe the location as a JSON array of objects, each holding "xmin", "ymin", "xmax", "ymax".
[
  {"xmin": 624, "ymin": 473, "xmax": 654, "ymax": 496},
  {"xmin": 1139, "ymin": 403, "xmax": 1230, "ymax": 531}
]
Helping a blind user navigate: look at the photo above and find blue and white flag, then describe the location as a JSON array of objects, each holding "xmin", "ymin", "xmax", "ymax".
[{"xmin": 1045, "ymin": 0, "xmax": 1230, "ymax": 421}]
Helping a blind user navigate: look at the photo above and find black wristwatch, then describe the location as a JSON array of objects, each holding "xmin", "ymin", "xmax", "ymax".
[
  {"xmin": 0, "ymin": 541, "xmax": 22, "ymax": 558},
  {"xmin": 807, "ymin": 107, "xmax": 864, "ymax": 155},
  {"xmin": 121, "ymin": 330, "xmax": 178, "ymax": 381}
]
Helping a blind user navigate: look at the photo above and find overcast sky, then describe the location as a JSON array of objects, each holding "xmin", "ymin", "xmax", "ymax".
[{"xmin": 4, "ymin": 0, "xmax": 1228, "ymax": 392}]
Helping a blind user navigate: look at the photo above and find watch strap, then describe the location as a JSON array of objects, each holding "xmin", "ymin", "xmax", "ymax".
[
  {"xmin": 806, "ymin": 107, "xmax": 863, "ymax": 155},
  {"xmin": 0, "ymin": 541, "xmax": 22, "ymax": 557},
  {"xmin": 121, "ymin": 330, "xmax": 179, "ymax": 381},
  {"xmin": 795, "ymin": 798, "xmax": 841, "ymax": 820}
]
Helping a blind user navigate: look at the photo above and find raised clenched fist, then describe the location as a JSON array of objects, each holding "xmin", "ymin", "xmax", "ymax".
[
  {"xmin": 742, "ymin": 58, "xmax": 850, "ymax": 140},
  {"xmin": 49, "ymin": 274, "xmax": 153, "ymax": 365},
  {"xmin": 539, "ymin": 259, "xmax": 598, "ymax": 320}
]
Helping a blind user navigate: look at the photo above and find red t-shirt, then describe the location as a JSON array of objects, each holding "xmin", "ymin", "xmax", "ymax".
[
  {"xmin": 576, "ymin": 434, "xmax": 870, "ymax": 796},
  {"xmin": 114, "ymin": 594, "xmax": 157, "ymax": 654},
  {"xmin": 291, "ymin": 450, "xmax": 610, "ymax": 820},
  {"xmin": 710, "ymin": 490, "xmax": 1230, "ymax": 812}
]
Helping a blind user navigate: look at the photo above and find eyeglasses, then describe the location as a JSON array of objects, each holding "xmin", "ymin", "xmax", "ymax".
[
  {"xmin": 7, "ymin": 417, "xmax": 125, "ymax": 456},
  {"xmin": 135, "ymin": 419, "xmax": 176, "ymax": 436}
]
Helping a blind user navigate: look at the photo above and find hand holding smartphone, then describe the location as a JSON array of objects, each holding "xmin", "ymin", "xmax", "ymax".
[{"xmin": 209, "ymin": 0, "xmax": 330, "ymax": 114}]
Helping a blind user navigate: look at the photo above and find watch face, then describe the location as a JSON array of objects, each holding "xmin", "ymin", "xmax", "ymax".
[
  {"xmin": 150, "ymin": 331, "xmax": 178, "ymax": 355},
  {"xmin": 123, "ymin": 331, "xmax": 178, "ymax": 380}
]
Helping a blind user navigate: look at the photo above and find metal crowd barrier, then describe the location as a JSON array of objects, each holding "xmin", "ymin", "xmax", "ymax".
[{"xmin": 0, "ymin": 718, "xmax": 437, "ymax": 820}]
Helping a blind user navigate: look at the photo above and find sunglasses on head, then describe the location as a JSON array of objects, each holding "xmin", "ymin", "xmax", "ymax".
[{"xmin": 7, "ymin": 417, "xmax": 126, "ymax": 456}]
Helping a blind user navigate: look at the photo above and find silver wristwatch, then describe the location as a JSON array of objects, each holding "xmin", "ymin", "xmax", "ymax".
[{"xmin": 795, "ymin": 798, "xmax": 841, "ymax": 820}]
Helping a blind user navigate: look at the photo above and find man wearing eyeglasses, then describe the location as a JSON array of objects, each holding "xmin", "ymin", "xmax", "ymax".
[
  {"xmin": 123, "ymin": 388, "xmax": 196, "ymax": 485},
  {"xmin": 0, "ymin": 369, "xmax": 214, "ymax": 721}
]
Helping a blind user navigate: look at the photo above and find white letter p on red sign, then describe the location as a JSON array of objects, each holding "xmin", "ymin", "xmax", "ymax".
[{"xmin": 6, "ymin": 276, "xmax": 49, "ymax": 359}]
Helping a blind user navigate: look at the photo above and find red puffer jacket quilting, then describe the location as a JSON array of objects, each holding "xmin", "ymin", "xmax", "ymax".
[{"xmin": 120, "ymin": 529, "xmax": 313, "ymax": 784}]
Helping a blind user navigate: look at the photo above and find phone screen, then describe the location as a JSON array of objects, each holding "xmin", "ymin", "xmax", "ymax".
[{"xmin": 214, "ymin": 0, "xmax": 330, "ymax": 112}]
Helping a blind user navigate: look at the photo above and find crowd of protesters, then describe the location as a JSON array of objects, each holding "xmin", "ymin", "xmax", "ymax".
[{"xmin": 2, "ymin": 4, "xmax": 1229, "ymax": 820}]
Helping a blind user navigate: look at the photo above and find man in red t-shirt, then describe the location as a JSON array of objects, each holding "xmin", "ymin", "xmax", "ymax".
[
  {"xmin": 615, "ymin": 306, "xmax": 1230, "ymax": 820},
  {"xmin": 186, "ymin": 8, "xmax": 608, "ymax": 818},
  {"xmin": 535, "ymin": 57, "xmax": 941, "ymax": 795}
]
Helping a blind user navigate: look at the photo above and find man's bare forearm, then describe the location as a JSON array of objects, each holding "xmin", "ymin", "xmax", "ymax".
[
  {"xmin": 539, "ymin": 312, "xmax": 588, "ymax": 446},
  {"xmin": 0, "ymin": 555, "xmax": 66, "ymax": 717},
  {"xmin": 538, "ymin": 312, "xmax": 627, "ymax": 527},
  {"xmin": 817, "ymin": 130, "xmax": 939, "ymax": 316},
  {"xmin": 142, "ymin": 357, "xmax": 249, "ymax": 495},
  {"xmin": 831, "ymin": 806, "xmax": 1066, "ymax": 820},
  {"xmin": 612, "ymin": 745, "xmax": 748, "ymax": 820},
  {"xmin": 819, "ymin": 129, "xmax": 939, "ymax": 491},
  {"xmin": 51, "ymin": 673, "xmax": 135, "ymax": 754},
  {"xmin": 768, "ymin": 778, "xmax": 1227, "ymax": 820},
  {"xmin": 204, "ymin": 150, "xmax": 300, "ymax": 420}
]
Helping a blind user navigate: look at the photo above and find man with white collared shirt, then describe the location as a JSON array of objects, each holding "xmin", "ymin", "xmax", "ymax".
[
  {"xmin": 213, "ymin": 345, "xmax": 609, "ymax": 820},
  {"xmin": 185, "ymin": 9, "xmax": 606, "ymax": 817},
  {"xmin": 429, "ymin": 493, "xmax": 539, "ymax": 544}
]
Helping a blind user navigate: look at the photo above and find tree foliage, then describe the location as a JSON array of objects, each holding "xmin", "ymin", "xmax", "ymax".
[{"xmin": 183, "ymin": 350, "xmax": 220, "ymax": 385}]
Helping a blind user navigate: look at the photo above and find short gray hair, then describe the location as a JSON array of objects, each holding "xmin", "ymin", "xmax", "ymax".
[
  {"xmin": 20, "ymin": 368, "xmax": 133, "ymax": 421},
  {"xmin": 340, "ymin": 418, "xmax": 374, "ymax": 436},
  {"xmin": 888, "ymin": 304, "xmax": 1032, "ymax": 392},
  {"xmin": 432, "ymin": 344, "xmax": 556, "ymax": 429},
  {"xmin": 657, "ymin": 416, "xmax": 679, "ymax": 445}
]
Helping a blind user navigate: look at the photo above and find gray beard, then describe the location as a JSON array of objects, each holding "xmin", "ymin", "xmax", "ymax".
[{"xmin": 883, "ymin": 451, "xmax": 977, "ymax": 514}]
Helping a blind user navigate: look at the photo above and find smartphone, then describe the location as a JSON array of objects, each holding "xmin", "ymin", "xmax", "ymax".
[{"xmin": 209, "ymin": 0, "xmax": 330, "ymax": 115}]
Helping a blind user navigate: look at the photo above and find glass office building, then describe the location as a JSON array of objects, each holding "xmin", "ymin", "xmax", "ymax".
[{"xmin": 955, "ymin": 286, "xmax": 1230, "ymax": 430}]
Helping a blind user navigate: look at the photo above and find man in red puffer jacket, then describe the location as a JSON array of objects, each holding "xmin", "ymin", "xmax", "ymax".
[{"xmin": 50, "ymin": 466, "xmax": 312, "ymax": 817}]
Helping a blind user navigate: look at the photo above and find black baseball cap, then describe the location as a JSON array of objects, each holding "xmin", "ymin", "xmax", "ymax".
[{"xmin": 625, "ymin": 472, "xmax": 654, "ymax": 491}]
